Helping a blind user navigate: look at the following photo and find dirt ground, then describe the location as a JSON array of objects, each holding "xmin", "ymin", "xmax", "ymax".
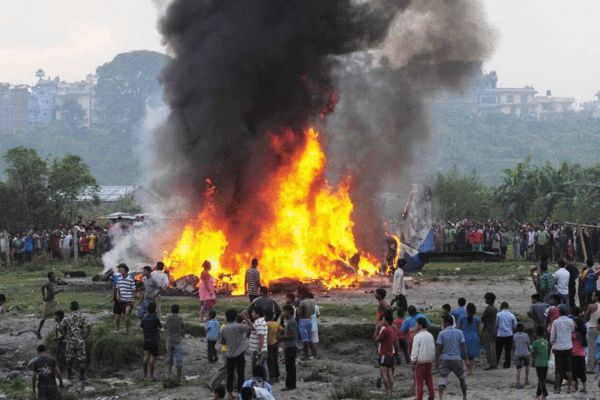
[{"xmin": 1, "ymin": 270, "xmax": 598, "ymax": 399}]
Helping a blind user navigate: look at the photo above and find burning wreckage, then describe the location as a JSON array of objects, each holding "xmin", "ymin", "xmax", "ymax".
[{"xmin": 100, "ymin": 0, "xmax": 493, "ymax": 295}]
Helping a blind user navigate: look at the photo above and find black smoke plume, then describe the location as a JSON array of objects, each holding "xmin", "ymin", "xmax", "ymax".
[{"xmin": 152, "ymin": 0, "xmax": 493, "ymax": 254}]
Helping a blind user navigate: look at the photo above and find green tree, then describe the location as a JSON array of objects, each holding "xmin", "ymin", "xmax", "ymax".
[
  {"xmin": 4, "ymin": 147, "xmax": 49, "ymax": 227},
  {"xmin": 60, "ymin": 98, "xmax": 86, "ymax": 130},
  {"xmin": 48, "ymin": 155, "xmax": 98, "ymax": 225},
  {"xmin": 95, "ymin": 50, "xmax": 168, "ymax": 131},
  {"xmin": 433, "ymin": 167, "xmax": 497, "ymax": 220}
]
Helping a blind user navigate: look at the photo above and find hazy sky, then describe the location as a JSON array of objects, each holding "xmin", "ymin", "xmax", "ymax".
[{"xmin": 1, "ymin": 0, "xmax": 599, "ymax": 100}]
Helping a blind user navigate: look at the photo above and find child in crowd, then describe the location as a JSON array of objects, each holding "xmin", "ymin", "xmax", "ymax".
[
  {"xmin": 530, "ymin": 326, "xmax": 549, "ymax": 400},
  {"xmin": 165, "ymin": 304, "xmax": 184, "ymax": 384},
  {"xmin": 513, "ymin": 323, "xmax": 530, "ymax": 388},
  {"xmin": 571, "ymin": 318, "xmax": 587, "ymax": 392},
  {"xmin": 265, "ymin": 311, "xmax": 282, "ymax": 382},
  {"xmin": 205, "ymin": 310, "xmax": 220, "ymax": 363}
]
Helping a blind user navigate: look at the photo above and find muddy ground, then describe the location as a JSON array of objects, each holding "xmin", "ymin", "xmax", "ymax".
[{"xmin": 1, "ymin": 267, "xmax": 598, "ymax": 399}]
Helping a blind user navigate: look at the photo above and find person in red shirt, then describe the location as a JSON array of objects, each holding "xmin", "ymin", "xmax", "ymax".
[
  {"xmin": 546, "ymin": 294, "xmax": 561, "ymax": 335},
  {"xmin": 79, "ymin": 234, "xmax": 90, "ymax": 256},
  {"xmin": 375, "ymin": 311, "xmax": 396, "ymax": 396},
  {"xmin": 473, "ymin": 227, "xmax": 484, "ymax": 251},
  {"xmin": 392, "ymin": 308, "xmax": 410, "ymax": 365}
]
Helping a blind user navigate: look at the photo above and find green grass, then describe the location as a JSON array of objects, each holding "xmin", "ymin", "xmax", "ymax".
[
  {"xmin": 0, "ymin": 378, "xmax": 28, "ymax": 400},
  {"xmin": 418, "ymin": 260, "xmax": 537, "ymax": 280}
]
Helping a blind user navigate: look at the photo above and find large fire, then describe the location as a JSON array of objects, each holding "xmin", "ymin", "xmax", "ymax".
[{"xmin": 163, "ymin": 128, "xmax": 381, "ymax": 294}]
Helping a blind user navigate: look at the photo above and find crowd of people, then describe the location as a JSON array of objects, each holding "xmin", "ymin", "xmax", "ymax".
[
  {"xmin": 14, "ymin": 233, "xmax": 600, "ymax": 400},
  {"xmin": 0, "ymin": 215, "xmax": 145, "ymax": 266},
  {"xmin": 431, "ymin": 219, "xmax": 600, "ymax": 262}
]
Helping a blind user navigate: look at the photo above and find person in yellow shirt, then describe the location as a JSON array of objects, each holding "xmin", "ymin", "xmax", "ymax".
[
  {"xmin": 265, "ymin": 310, "xmax": 283, "ymax": 382},
  {"xmin": 88, "ymin": 230, "xmax": 97, "ymax": 256}
]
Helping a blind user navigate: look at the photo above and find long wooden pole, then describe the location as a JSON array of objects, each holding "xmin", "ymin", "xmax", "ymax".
[{"xmin": 579, "ymin": 226, "xmax": 588, "ymax": 261}]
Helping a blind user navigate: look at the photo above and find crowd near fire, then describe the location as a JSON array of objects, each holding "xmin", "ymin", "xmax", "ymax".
[{"xmin": 3, "ymin": 0, "xmax": 600, "ymax": 400}]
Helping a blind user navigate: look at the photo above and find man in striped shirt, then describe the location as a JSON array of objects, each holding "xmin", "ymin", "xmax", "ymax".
[
  {"xmin": 245, "ymin": 258, "xmax": 261, "ymax": 302},
  {"xmin": 249, "ymin": 308, "xmax": 268, "ymax": 376},
  {"xmin": 114, "ymin": 264, "xmax": 137, "ymax": 334}
]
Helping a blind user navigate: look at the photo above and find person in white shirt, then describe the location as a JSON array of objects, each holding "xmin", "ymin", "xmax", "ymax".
[
  {"xmin": 550, "ymin": 305, "xmax": 574, "ymax": 394},
  {"xmin": 151, "ymin": 261, "xmax": 169, "ymax": 317},
  {"xmin": 392, "ymin": 259, "xmax": 406, "ymax": 297},
  {"xmin": 60, "ymin": 231, "xmax": 72, "ymax": 260},
  {"xmin": 411, "ymin": 318, "xmax": 435, "ymax": 400},
  {"xmin": 553, "ymin": 260, "xmax": 571, "ymax": 306}
]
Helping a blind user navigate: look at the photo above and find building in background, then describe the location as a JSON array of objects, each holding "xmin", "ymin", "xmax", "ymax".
[
  {"xmin": 475, "ymin": 71, "xmax": 576, "ymax": 119},
  {"xmin": 27, "ymin": 69, "xmax": 58, "ymax": 127},
  {"xmin": 55, "ymin": 74, "xmax": 96, "ymax": 128},
  {"xmin": 0, "ymin": 83, "xmax": 30, "ymax": 132}
]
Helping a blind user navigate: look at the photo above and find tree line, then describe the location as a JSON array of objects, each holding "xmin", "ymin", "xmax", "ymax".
[
  {"xmin": 433, "ymin": 159, "xmax": 600, "ymax": 223},
  {"xmin": 0, "ymin": 147, "xmax": 97, "ymax": 230}
]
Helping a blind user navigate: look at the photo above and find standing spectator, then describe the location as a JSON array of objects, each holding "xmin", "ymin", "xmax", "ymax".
[
  {"xmin": 245, "ymin": 258, "xmax": 261, "ymax": 302},
  {"xmin": 512, "ymin": 229, "xmax": 521, "ymax": 260},
  {"xmin": 565, "ymin": 259, "xmax": 579, "ymax": 308},
  {"xmin": 60, "ymin": 230, "xmax": 72, "ymax": 261},
  {"xmin": 88, "ymin": 229, "xmax": 97, "ymax": 257},
  {"xmin": 206, "ymin": 310, "xmax": 220, "ymax": 363},
  {"xmin": 265, "ymin": 310, "xmax": 282, "ymax": 382},
  {"xmin": 165, "ymin": 304, "xmax": 184, "ymax": 385},
  {"xmin": 12, "ymin": 232, "xmax": 24, "ymax": 263},
  {"xmin": 0, "ymin": 231, "xmax": 10, "ymax": 266},
  {"xmin": 554, "ymin": 260, "xmax": 570, "ymax": 306},
  {"xmin": 49, "ymin": 229, "xmax": 61, "ymax": 261},
  {"xmin": 550, "ymin": 305, "xmax": 574, "ymax": 394},
  {"xmin": 459, "ymin": 303, "xmax": 480, "ymax": 375},
  {"xmin": 584, "ymin": 290, "xmax": 600, "ymax": 372},
  {"xmin": 480, "ymin": 292, "xmax": 497, "ymax": 370},
  {"xmin": 391, "ymin": 259, "xmax": 406, "ymax": 298},
  {"xmin": 36, "ymin": 272, "xmax": 63, "ymax": 340},
  {"xmin": 571, "ymin": 318, "xmax": 587, "ymax": 393},
  {"xmin": 200, "ymin": 260, "xmax": 216, "ymax": 322},
  {"xmin": 530, "ymin": 326, "xmax": 549, "ymax": 400},
  {"xmin": 248, "ymin": 286, "xmax": 281, "ymax": 322},
  {"xmin": 139, "ymin": 266, "xmax": 160, "ymax": 319},
  {"xmin": 249, "ymin": 308, "xmax": 268, "ymax": 374},
  {"xmin": 451, "ymin": 298, "xmax": 467, "ymax": 328},
  {"xmin": 281, "ymin": 304, "xmax": 298, "ymax": 391},
  {"xmin": 392, "ymin": 309, "xmax": 410, "ymax": 365},
  {"xmin": 411, "ymin": 317, "xmax": 435, "ymax": 400},
  {"xmin": 140, "ymin": 302, "xmax": 162, "ymax": 381},
  {"xmin": 513, "ymin": 323, "xmax": 530, "ymax": 388},
  {"xmin": 114, "ymin": 264, "xmax": 136, "ymax": 334},
  {"xmin": 436, "ymin": 315, "xmax": 468, "ymax": 400},
  {"xmin": 527, "ymin": 293, "xmax": 549, "ymax": 332},
  {"xmin": 31, "ymin": 344, "xmax": 63, "ymax": 400},
  {"xmin": 374, "ymin": 311, "xmax": 395, "ymax": 397},
  {"xmin": 374, "ymin": 288, "xmax": 391, "ymax": 323},
  {"xmin": 152, "ymin": 261, "xmax": 169, "ymax": 317},
  {"xmin": 538, "ymin": 263, "xmax": 555, "ymax": 302},
  {"xmin": 24, "ymin": 231, "xmax": 34, "ymax": 262},
  {"xmin": 401, "ymin": 305, "xmax": 431, "ymax": 353},
  {"xmin": 495, "ymin": 302, "xmax": 517, "ymax": 369},
  {"xmin": 297, "ymin": 287, "xmax": 316, "ymax": 360},
  {"xmin": 221, "ymin": 310, "xmax": 251, "ymax": 398},
  {"xmin": 581, "ymin": 259, "xmax": 597, "ymax": 309},
  {"xmin": 60, "ymin": 301, "xmax": 91, "ymax": 381}
]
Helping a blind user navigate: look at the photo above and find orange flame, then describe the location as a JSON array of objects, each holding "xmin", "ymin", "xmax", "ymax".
[{"xmin": 163, "ymin": 128, "xmax": 380, "ymax": 294}]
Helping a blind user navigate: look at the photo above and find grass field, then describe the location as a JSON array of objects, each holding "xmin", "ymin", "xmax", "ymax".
[{"xmin": 0, "ymin": 257, "xmax": 539, "ymax": 321}]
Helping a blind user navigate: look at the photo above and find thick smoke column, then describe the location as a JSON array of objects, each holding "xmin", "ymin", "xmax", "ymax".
[
  {"xmin": 325, "ymin": 0, "xmax": 494, "ymax": 250},
  {"xmin": 151, "ymin": 0, "xmax": 493, "ymax": 256}
]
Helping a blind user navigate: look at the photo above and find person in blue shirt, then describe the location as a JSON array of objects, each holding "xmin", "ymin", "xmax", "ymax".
[
  {"xmin": 205, "ymin": 310, "xmax": 220, "ymax": 363},
  {"xmin": 24, "ymin": 231, "xmax": 34, "ymax": 262},
  {"xmin": 401, "ymin": 305, "xmax": 431, "ymax": 335},
  {"xmin": 436, "ymin": 315, "xmax": 468, "ymax": 400},
  {"xmin": 451, "ymin": 298, "xmax": 467, "ymax": 328}
]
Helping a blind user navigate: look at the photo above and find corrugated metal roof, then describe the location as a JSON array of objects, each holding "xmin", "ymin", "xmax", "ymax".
[{"xmin": 80, "ymin": 185, "xmax": 138, "ymax": 202}]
